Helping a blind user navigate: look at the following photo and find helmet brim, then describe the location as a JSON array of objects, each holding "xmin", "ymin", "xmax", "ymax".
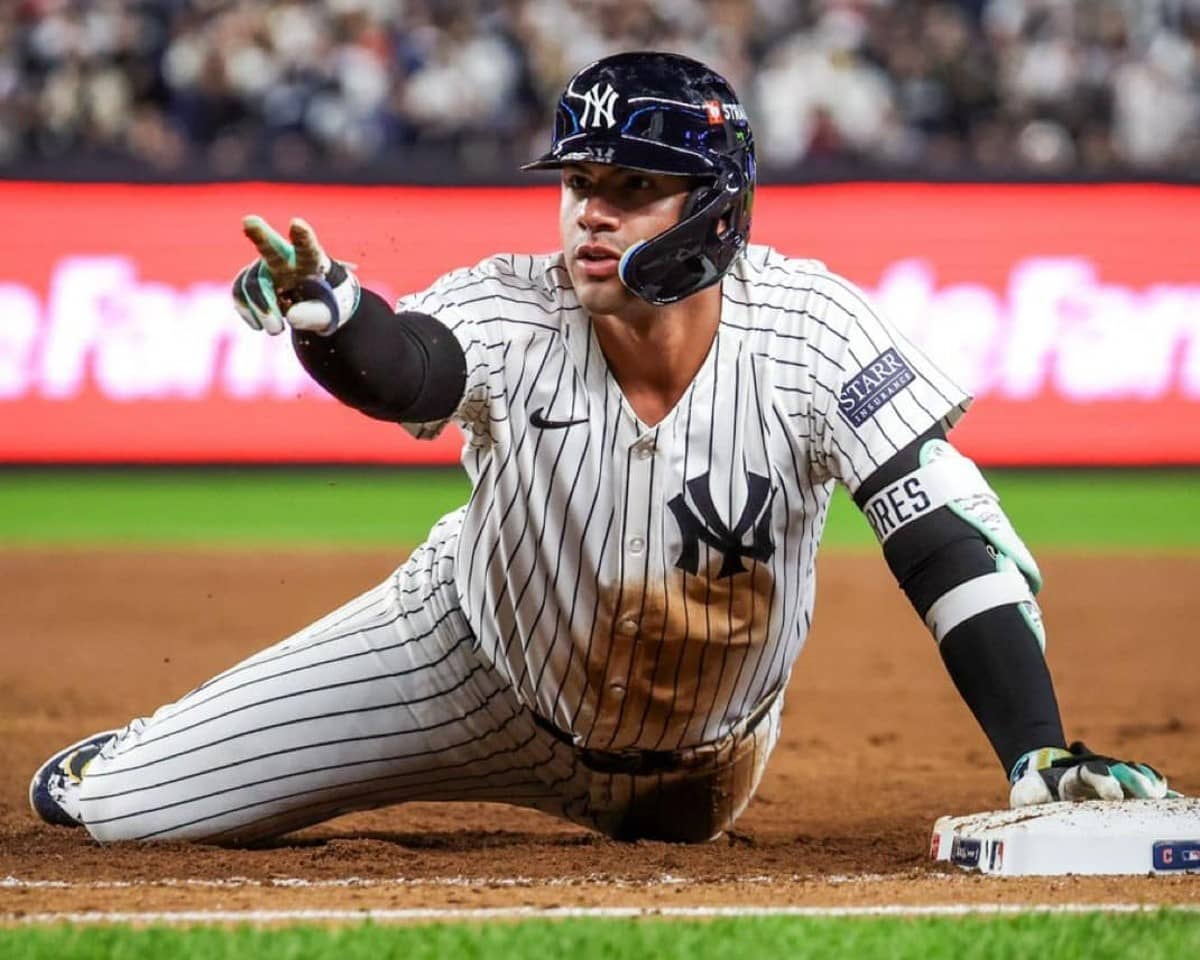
[{"xmin": 521, "ymin": 135, "xmax": 716, "ymax": 177}]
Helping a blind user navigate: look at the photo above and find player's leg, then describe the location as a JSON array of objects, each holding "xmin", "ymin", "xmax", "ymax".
[
  {"xmin": 576, "ymin": 694, "xmax": 784, "ymax": 843},
  {"xmin": 33, "ymin": 510, "xmax": 579, "ymax": 844}
]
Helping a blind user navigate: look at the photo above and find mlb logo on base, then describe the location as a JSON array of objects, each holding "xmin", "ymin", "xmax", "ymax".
[{"xmin": 1153, "ymin": 840, "xmax": 1200, "ymax": 872}]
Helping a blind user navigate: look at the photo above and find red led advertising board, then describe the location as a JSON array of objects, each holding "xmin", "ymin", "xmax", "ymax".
[{"xmin": 1, "ymin": 182, "xmax": 1197, "ymax": 464}]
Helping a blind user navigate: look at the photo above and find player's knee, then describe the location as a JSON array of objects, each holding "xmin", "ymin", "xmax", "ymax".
[
  {"xmin": 597, "ymin": 764, "xmax": 760, "ymax": 844},
  {"xmin": 605, "ymin": 816, "xmax": 728, "ymax": 844}
]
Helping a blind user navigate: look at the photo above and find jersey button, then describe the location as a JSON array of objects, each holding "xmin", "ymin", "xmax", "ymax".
[
  {"xmin": 633, "ymin": 441, "xmax": 655, "ymax": 460},
  {"xmin": 609, "ymin": 683, "xmax": 626, "ymax": 698},
  {"xmin": 617, "ymin": 618, "xmax": 637, "ymax": 636},
  {"xmin": 628, "ymin": 536, "xmax": 644, "ymax": 554}
]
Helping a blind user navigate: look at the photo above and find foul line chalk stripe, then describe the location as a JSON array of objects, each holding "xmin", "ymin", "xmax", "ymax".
[
  {"xmin": 0, "ymin": 873, "xmax": 897, "ymax": 890},
  {"xmin": 5, "ymin": 904, "xmax": 1200, "ymax": 925}
]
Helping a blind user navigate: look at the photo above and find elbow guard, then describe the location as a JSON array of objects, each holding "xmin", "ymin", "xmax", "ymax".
[
  {"xmin": 862, "ymin": 439, "xmax": 1045, "ymax": 649},
  {"xmin": 294, "ymin": 290, "xmax": 467, "ymax": 424}
]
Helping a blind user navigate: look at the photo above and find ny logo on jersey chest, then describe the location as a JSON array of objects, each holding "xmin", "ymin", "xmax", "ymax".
[{"xmin": 668, "ymin": 472, "xmax": 776, "ymax": 579}]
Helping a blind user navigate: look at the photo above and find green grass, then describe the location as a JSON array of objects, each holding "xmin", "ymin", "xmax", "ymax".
[
  {"xmin": 0, "ymin": 469, "xmax": 469, "ymax": 548},
  {"xmin": 2, "ymin": 913, "xmax": 1199, "ymax": 959},
  {"xmin": 0, "ymin": 468, "xmax": 1196, "ymax": 549}
]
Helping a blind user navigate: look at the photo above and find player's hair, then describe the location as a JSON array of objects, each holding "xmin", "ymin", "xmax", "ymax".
[{"xmin": 523, "ymin": 51, "xmax": 755, "ymax": 305}]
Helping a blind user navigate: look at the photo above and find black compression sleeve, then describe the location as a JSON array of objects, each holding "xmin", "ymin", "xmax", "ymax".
[
  {"xmin": 292, "ymin": 287, "xmax": 467, "ymax": 423},
  {"xmin": 855, "ymin": 430, "xmax": 1066, "ymax": 774},
  {"xmin": 939, "ymin": 609, "xmax": 1065, "ymax": 773}
]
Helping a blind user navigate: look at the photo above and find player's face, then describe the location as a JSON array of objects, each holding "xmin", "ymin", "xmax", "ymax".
[{"xmin": 559, "ymin": 163, "xmax": 693, "ymax": 315}]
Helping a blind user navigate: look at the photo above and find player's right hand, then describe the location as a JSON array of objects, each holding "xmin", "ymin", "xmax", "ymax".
[
  {"xmin": 1008, "ymin": 741, "xmax": 1176, "ymax": 807},
  {"xmin": 232, "ymin": 215, "xmax": 361, "ymax": 336}
]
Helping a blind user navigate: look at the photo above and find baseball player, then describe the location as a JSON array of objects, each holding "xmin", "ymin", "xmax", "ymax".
[{"xmin": 31, "ymin": 52, "xmax": 1174, "ymax": 845}]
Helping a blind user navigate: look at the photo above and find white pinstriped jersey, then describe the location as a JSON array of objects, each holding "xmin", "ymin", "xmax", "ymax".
[{"xmin": 396, "ymin": 244, "xmax": 970, "ymax": 752}]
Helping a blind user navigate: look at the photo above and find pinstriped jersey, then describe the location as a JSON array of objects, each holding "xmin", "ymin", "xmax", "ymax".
[{"xmin": 395, "ymin": 244, "xmax": 970, "ymax": 751}]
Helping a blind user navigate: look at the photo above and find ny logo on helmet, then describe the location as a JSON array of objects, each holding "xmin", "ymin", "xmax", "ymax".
[
  {"xmin": 570, "ymin": 82, "xmax": 619, "ymax": 128},
  {"xmin": 668, "ymin": 472, "xmax": 776, "ymax": 579}
]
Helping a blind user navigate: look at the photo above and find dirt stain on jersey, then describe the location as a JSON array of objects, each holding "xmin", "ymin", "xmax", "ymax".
[{"xmin": 582, "ymin": 561, "xmax": 775, "ymax": 750}]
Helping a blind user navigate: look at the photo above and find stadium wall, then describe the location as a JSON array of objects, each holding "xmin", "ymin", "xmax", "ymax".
[{"xmin": 2, "ymin": 181, "xmax": 1198, "ymax": 465}]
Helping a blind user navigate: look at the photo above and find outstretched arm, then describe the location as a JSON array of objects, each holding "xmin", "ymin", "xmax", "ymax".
[
  {"xmin": 292, "ymin": 293, "xmax": 466, "ymax": 424},
  {"xmin": 231, "ymin": 214, "xmax": 466, "ymax": 423},
  {"xmin": 855, "ymin": 428, "xmax": 1173, "ymax": 805}
]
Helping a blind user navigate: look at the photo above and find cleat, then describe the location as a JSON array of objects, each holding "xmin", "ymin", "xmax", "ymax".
[{"xmin": 29, "ymin": 730, "xmax": 119, "ymax": 828}]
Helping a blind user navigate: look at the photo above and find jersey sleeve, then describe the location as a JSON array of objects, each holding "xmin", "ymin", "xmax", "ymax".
[
  {"xmin": 392, "ymin": 265, "xmax": 502, "ymax": 443},
  {"xmin": 807, "ymin": 272, "xmax": 971, "ymax": 495}
]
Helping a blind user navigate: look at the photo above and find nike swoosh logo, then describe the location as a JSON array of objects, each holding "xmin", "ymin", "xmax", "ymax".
[{"xmin": 530, "ymin": 407, "xmax": 588, "ymax": 430}]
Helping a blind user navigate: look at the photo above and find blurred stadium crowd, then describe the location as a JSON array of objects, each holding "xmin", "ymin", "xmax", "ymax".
[{"xmin": 1, "ymin": 0, "xmax": 1198, "ymax": 181}]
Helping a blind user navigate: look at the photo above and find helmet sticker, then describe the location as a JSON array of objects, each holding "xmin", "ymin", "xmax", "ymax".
[{"xmin": 704, "ymin": 99, "xmax": 748, "ymax": 124}]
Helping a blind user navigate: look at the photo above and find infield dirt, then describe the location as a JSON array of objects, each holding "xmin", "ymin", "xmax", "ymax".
[{"xmin": 2, "ymin": 549, "xmax": 1198, "ymax": 914}]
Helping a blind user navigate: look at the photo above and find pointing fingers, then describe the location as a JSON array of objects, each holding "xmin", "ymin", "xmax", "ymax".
[
  {"xmin": 242, "ymin": 215, "xmax": 297, "ymax": 275},
  {"xmin": 237, "ymin": 214, "xmax": 343, "ymax": 335},
  {"xmin": 289, "ymin": 218, "xmax": 325, "ymax": 276}
]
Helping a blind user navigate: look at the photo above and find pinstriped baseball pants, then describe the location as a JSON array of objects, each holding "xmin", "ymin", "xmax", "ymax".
[{"xmin": 74, "ymin": 511, "xmax": 782, "ymax": 845}]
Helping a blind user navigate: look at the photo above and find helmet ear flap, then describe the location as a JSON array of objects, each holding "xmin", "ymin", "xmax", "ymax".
[
  {"xmin": 618, "ymin": 162, "xmax": 746, "ymax": 305},
  {"xmin": 679, "ymin": 182, "xmax": 713, "ymax": 222}
]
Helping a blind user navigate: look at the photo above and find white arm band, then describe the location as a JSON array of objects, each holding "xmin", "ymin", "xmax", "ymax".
[
  {"xmin": 861, "ymin": 439, "xmax": 1042, "ymax": 594},
  {"xmin": 862, "ymin": 440, "xmax": 1048, "ymax": 649},
  {"xmin": 923, "ymin": 565, "xmax": 1035, "ymax": 644},
  {"xmin": 861, "ymin": 450, "xmax": 988, "ymax": 544}
]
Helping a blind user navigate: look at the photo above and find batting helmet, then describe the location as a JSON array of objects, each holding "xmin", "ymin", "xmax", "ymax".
[{"xmin": 523, "ymin": 51, "xmax": 755, "ymax": 305}]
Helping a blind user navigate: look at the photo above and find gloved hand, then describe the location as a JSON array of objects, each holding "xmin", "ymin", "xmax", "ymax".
[
  {"xmin": 1009, "ymin": 741, "xmax": 1175, "ymax": 807},
  {"xmin": 232, "ymin": 215, "xmax": 360, "ymax": 336}
]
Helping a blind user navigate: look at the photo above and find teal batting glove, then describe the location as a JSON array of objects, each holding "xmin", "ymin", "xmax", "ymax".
[
  {"xmin": 1009, "ymin": 741, "xmax": 1175, "ymax": 807},
  {"xmin": 232, "ymin": 215, "xmax": 360, "ymax": 336}
]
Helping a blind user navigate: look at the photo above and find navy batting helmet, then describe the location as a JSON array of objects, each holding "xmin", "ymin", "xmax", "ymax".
[{"xmin": 523, "ymin": 51, "xmax": 755, "ymax": 305}]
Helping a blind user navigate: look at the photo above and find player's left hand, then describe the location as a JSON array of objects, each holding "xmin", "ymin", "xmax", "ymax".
[
  {"xmin": 232, "ymin": 215, "xmax": 360, "ymax": 336},
  {"xmin": 1009, "ymin": 741, "xmax": 1177, "ymax": 807}
]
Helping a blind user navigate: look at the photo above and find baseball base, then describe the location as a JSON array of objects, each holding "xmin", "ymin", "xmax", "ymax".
[{"xmin": 930, "ymin": 798, "xmax": 1200, "ymax": 876}]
